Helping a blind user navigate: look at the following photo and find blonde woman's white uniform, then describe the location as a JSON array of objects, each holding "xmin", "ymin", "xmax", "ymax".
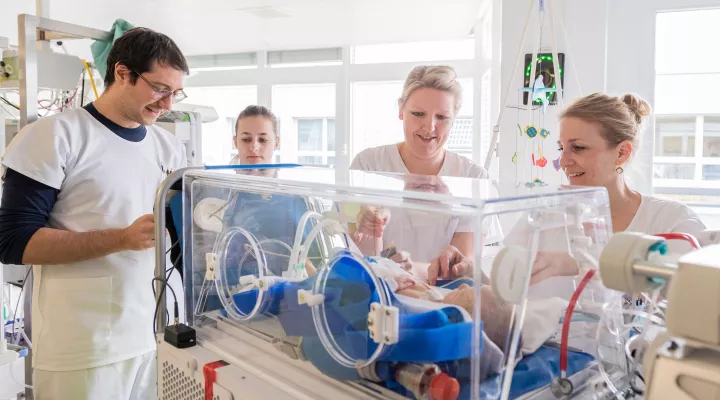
[{"xmin": 351, "ymin": 143, "xmax": 503, "ymax": 263}]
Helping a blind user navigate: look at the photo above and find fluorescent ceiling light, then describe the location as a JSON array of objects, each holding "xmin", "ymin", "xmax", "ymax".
[{"xmin": 240, "ymin": 6, "xmax": 291, "ymax": 19}]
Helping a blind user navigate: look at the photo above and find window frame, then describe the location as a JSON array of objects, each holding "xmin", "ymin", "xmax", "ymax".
[
  {"xmin": 183, "ymin": 16, "xmax": 498, "ymax": 179},
  {"xmin": 294, "ymin": 117, "xmax": 336, "ymax": 165},
  {"xmin": 654, "ymin": 113, "xmax": 720, "ymax": 192}
]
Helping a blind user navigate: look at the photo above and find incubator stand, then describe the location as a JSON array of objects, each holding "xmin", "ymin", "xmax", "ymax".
[{"xmin": 157, "ymin": 166, "xmax": 631, "ymax": 400}]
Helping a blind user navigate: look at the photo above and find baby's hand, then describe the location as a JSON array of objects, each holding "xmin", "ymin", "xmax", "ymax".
[
  {"xmin": 389, "ymin": 250, "xmax": 412, "ymax": 272},
  {"xmin": 394, "ymin": 275, "xmax": 417, "ymax": 292}
]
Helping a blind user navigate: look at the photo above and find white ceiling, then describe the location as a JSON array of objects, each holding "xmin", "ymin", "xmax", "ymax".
[{"xmin": 46, "ymin": 0, "xmax": 482, "ymax": 56}]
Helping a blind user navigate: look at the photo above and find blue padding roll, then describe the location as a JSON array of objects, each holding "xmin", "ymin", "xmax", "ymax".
[
  {"xmin": 231, "ymin": 254, "xmax": 477, "ymax": 363},
  {"xmin": 232, "ymin": 252, "xmax": 596, "ymax": 399},
  {"xmin": 342, "ymin": 292, "xmax": 477, "ymax": 363},
  {"xmin": 231, "ymin": 274, "xmax": 370, "ymax": 336},
  {"xmin": 232, "ymin": 255, "xmax": 479, "ymax": 364}
]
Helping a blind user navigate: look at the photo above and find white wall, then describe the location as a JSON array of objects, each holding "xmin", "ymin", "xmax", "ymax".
[
  {"xmin": 0, "ymin": 2, "xmax": 34, "ymax": 45},
  {"xmin": 272, "ymin": 84, "xmax": 336, "ymax": 163},
  {"xmin": 604, "ymin": 0, "xmax": 656, "ymax": 195}
]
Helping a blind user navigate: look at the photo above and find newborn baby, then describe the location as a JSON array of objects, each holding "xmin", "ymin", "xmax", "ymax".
[{"xmin": 368, "ymin": 256, "xmax": 514, "ymax": 352}]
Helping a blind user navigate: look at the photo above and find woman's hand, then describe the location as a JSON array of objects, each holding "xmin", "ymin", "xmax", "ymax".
[
  {"xmin": 529, "ymin": 251, "xmax": 579, "ymax": 285},
  {"xmin": 353, "ymin": 205, "xmax": 390, "ymax": 242},
  {"xmin": 427, "ymin": 245, "xmax": 473, "ymax": 285}
]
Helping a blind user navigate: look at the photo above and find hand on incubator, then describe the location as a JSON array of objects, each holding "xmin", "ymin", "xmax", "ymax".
[
  {"xmin": 121, "ymin": 214, "xmax": 156, "ymax": 250},
  {"xmin": 354, "ymin": 205, "xmax": 390, "ymax": 241},
  {"xmin": 529, "ymin": 251, "xmax": 579, "ymax": 285},
  {"xmin": 353, "ymin": 205, "xmax": 391, "ymax": 256},
  {"xmin": 427, "ymin": 245, "xmax": 473, "ymax": 285}
]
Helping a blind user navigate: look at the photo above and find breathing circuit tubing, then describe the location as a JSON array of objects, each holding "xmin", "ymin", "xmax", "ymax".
[{"xmin": 653, "ymin": 233, "xmax": 700, "ymax": 249}]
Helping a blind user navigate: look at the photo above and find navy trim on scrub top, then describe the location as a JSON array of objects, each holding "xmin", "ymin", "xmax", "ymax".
[
  {"xmin": 0, "ymin": 104, "xmax": 150, "ymax": 264},
  {"xmin": 83, "ymin": 103, "xmax": 147, "ymax": 142}
]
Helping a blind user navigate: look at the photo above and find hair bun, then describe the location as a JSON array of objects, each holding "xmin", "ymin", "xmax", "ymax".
[{"xmin": 619, "ymin": 93, "xmax": 651, "ymax": 124}]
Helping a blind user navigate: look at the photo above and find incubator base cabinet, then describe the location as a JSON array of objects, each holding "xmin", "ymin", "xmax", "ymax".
[{"xmin": 156, "ymin": 166, "xmax": 637, "ymax": 400}]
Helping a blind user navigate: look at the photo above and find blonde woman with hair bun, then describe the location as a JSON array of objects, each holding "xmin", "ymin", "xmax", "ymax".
[
  {"xmin": 350, "ymin": 65, "xmax": 502, "ymax": 285},
  {"xmin": 508, "ymin": 92, "xmax": 707, "ymax": 286},
  {"xmin": 557, "ymin": 92, "xmax": 704, "ymax": 240}
]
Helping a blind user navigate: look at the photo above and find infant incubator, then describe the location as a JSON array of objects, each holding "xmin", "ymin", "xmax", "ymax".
[{"xmin": 156, "ymin": 166, "xmax": 634, "ymax": 400}]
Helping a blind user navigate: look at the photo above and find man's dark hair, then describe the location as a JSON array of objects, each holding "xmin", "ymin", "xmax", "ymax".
[
  {"xmin": 235, "ymin": 105, "xmax": 279, "ymax": 136},
  {"xmin": 104, "ymin": 27, "xmax": 189, "ymax": 88}
]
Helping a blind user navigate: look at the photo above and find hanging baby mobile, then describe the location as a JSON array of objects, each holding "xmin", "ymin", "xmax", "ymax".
[
  {"xmin": 515, "ymin": 49, "xmax": 566, "ymax": 188},
  {"xmin": 484, "ymin": 0, "xmax": 581, "ymax": 189}
]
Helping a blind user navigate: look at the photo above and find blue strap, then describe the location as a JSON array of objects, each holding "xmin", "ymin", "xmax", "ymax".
[{"xmin": 232, "ymin": 274, "xmax": 477, "ymax": 363}]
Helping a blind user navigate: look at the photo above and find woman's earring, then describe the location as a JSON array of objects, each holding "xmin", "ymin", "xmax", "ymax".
[{"xmin": 616, "ymin": 165, "xmax": 624, "ymax": 174}]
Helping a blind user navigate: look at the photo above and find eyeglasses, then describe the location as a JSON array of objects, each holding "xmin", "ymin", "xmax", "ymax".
[{"xmin": 133, "ymin": 71, "xmax": 187, "ymax": 104}]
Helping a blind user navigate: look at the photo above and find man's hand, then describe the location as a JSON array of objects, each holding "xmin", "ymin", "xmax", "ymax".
[
  {"xmin": 121, "ymin": 214, "xmax": 156, "ymax": 251},
  {"xmin": 428, "ymin": 245, "xmax": 472, "ymax": 285}
]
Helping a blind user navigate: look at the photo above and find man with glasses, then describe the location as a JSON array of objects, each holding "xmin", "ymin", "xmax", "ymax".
[{"xmin": 0, "ymin": 27, "xmax": 188, "ymax": 399}]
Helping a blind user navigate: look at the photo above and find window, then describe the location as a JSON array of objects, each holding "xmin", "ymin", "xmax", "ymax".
[
  {"xmin": 353, "ymin": 39, "xmax": 474, "ymax": 64},
  {"xmin": 703, "ymin": 117, "xmax": 720, "ymax": 157},
  {"xmin": 298, "ymin": 119, "xmax": 323, "ymax": 151},
  {"xmin": 655, "ymin": 117, "xmax": 695, "ymax": 157},
  {"xmin": 480, "ymin": 70, "xmax": 492, "ymax": 162},
  {"xmin": 272, "ymin": 84, "xmax": 336, "ymax": 165},
  {"xmin": 327, "ymin": 119, "xmax": 336, "ymax": 151},
  {"xmin": 186, "ymin": 53, "xmax": 257, "ymax": 72},
  {"xmin": 351, "ymin": 78, "xmax": 474, "ymax": 160},
  {"xmin": 295, "ymin": 118, "xmax": 336, "ymax": 165},
  {"xmin": 654, "ymin": 116, "xmax": 720, "ymax": 184},
  {"xmin": 351, "ymin": 81, "xmax": 404, "ymax": 156},
  {"xmin": 654, "ymin": 10, "xmax": 720, "ymax": 208},
  {"xmin": 446, "ymin": 118, "xmax": 473, "ymax": 160},
  {"xmin": 183, "ymin": 37, "xmax": 483, "ymax": 175},
  {"xmin": 268, "ymin": 48, "xmax": 343, "ymax": 68},
  {"xmin": 182, "ymin": 86, "xmax": 257, "ymax": 165}
]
